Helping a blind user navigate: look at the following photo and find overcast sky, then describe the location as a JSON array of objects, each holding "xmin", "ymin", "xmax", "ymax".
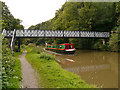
[{"xmin": 1, "ymin": 0, "xmax": 66, "ymax": 29}]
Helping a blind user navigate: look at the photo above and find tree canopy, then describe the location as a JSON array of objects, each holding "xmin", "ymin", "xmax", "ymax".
[
  {"xmin": 1, "ymin": 1, "xmax": 24, "ymax": 30},
  {"xmin": 28, "ymin": 2, "xmax": 120, "ymax": 51}
]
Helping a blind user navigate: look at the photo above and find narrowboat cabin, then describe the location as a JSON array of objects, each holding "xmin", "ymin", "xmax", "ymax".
[{"xmin": 45, "ymin": 43, "xmax": 76, "ymax": 54}]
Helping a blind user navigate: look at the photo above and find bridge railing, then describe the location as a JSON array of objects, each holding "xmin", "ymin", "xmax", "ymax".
[{"xmin": 2, "ymin": 29, "xmax": 110, "ymax": 38}]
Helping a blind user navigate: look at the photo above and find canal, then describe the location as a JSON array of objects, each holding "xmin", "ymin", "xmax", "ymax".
[{"xmin": 55, "ymin": 50, "xmax": 118, "ymax": 88}]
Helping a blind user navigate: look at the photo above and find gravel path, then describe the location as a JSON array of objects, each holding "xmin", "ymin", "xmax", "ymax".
[{"xmin": 19, "ymin": 50, "xmax": 39, "ymax": 88}]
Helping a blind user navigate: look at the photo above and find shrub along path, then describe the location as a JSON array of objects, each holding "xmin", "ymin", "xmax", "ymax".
[{"xmin": 19, "ymin": 50, "xmax": 39, "ymax": 88}]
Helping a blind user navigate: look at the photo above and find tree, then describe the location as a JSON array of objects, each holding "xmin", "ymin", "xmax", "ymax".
[
  {"xmin": 108, "ymin": 2, "xmax": 120, "ymax": 52},
  {"xmin": 109, "ymin": 28, "xmax": 120, "ymax": 52},
  {"xmin": 2, "ymin": 1, "xmax": 24, "ymax": 30},
  {"xmin": 28, "ymin": 2, "xmax": 119, "ymax": 51}
]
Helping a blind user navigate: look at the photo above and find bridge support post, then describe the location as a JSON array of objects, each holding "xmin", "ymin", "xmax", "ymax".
[
  {"xmin": 102, "ymin": 39, "xmax": 105, "ymax": 45},
  {"xmin": 18, "ymin": 38, "xmax": 20, "ymax": 52},
  {"xmin": 11, "ymin": 29, "xmax": 16, "ymax": 55}
]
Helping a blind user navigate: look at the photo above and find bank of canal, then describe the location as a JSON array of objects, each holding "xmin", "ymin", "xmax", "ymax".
[
  {"xmin": 55, "ymin": 50, "xmax": 118, "ymax": 88},
  {"xmin": 25, "ymin": 45, "xmax": 94, "ymax": 88}
]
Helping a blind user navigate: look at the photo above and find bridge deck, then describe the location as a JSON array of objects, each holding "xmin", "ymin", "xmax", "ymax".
[{"xmin": 2, "ymin": 29, "xmax": 110, "ymax": 38}]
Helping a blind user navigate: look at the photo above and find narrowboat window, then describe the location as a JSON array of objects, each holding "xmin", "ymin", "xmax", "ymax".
[
  {"xmin": 69, "ymin": 45, "xmax": 71, "ymax": 49},
  {"xmin": 65, "ymin": 45, "xmax": 68, "ymax": 49},
  {"xmin": 60, "ymin": 45, "xmax": 62, "ymax": 48},
  {"xmin": 69, "ymin": 45, "xmax": 72, "ymax": 49}
]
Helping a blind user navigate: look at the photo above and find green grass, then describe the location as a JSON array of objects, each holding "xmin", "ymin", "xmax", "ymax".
[{"xmin": 25, "ymin": 46, "xmax": 94, "ymax": 88}]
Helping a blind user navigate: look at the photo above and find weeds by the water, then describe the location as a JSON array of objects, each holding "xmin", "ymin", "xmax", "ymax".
[
  {"xmin": 26, "ymin": 45, "xmax": 94, "ymax": 88},
  {"xmin": 40, "ymin": 52, "xmax": 56, "ymax": 60},
  {"xmin": 27, "ymin": 44, "xmax": 44, "ymax": 54}
]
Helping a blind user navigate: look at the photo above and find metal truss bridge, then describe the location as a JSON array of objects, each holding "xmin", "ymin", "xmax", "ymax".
[
  {"xmin": 2, "ymin": 29, "xmax": 110, "ymax": 38},
  {"xmin": 1, "ymin": 29, "xmax": 110, "ymax": 53}
]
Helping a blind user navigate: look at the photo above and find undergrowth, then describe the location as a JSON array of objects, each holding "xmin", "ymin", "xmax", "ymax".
[{"xmin": 2, "ymin": 38, "xmax": 23, "ymax": 88}]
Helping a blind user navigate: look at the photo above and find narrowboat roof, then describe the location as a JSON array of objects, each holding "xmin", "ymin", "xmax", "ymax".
[{"xmin": 46, "ymin": 43, "xmax": 73, "ymax": 46}]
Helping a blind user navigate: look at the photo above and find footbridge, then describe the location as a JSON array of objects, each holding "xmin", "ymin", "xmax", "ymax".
[{"xmin": 1, "ymin": 29, "xmax": 110, "ymax": 52}]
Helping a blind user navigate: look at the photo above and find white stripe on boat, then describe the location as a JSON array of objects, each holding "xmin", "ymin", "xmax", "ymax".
[{"xmin": 65, "ymin": 49, "xmax": 75, "ymax": 51}]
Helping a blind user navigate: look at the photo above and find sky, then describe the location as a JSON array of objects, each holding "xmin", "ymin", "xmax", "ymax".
[{"xmin": 1, "ymin": 0, "xmax": 66, "ymax": 29}]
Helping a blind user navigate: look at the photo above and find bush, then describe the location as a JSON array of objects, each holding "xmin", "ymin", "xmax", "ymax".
[
  {"xmin": 2, "ymin": 38, "xmax": 22, "ymax": 88},
  {"xmin": 40, "ymin": 52, "xmax": 56, "ymax": 60},
  {"xmin": 109, "ymin": 28, "xmax": 120, "ymax": 52},
  {"xmin": 14, "ymin": 46, "xmax": 19, "ymax": 52},
  {"xmin": 31, "ymin": 46, "xmax": 44, "ymax": 54},
  {"xmin": 21, "ymin": 44, "xmax": 26, "ymax": 49},
  {"xmin": 28, "ymin": 43, "xmax": 36, "ymax": 47}
]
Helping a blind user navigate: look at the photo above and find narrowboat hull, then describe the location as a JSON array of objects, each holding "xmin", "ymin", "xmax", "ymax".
[
  {"xmin": 45, "ymin": 48, "xmax": 76, "ymax": 54},
  {"xmin": 64, "ymin": 50, "xmax": 76, "ymax": 54},
  {"xmin": 45, "ymin": 43, "xmax": 76, "ymax": 54}
]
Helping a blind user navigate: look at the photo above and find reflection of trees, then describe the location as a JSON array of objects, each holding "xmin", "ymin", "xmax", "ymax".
[
  {"xmin": 62, "ymin": 50, "xmax": 118, "ymax": 74},
  {"xmin": 106, "ymin": 52, "xmax": 118, "ymax": 73},
  {"xmin": 65, "ymin": 64, "xmax": 111, "ymax": 73}
]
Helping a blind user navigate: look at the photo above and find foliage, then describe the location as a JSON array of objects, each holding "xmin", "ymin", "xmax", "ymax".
[
  {"xmin": 1, "ymin": 1, "xmax": 24, "ymax": 53},
  {"xmin": 36, "ymin": 38, "xmax": 47, "ymax": 45},
  {"xmin": 108, "ymin": 2, "xmax": 120, "ymax": 52},
  {"xmin": 109, "ymin": 28, "xmax": 120, "ymax": 52},
  {"xmin": 0, "ymin": 2, "xmax": 23, "ymax": 88},
  {"xmin": 26, "ymin": 46, "xmax": 95, "ymax": 88},
  {"xmin": 7, "ymin": 57, "xmax": 22, "ymax": 88},
  {"xmin": 28, "ymin": 43, "xmax": 36, "ymax": 47},
  {"xmin": 39, "ymin": 52, "xmax": 56, "ymax": 61},
  {"xmin": 31, "ymin": 46, "xmax": 44, "ymax": 54},
  {"xmin": 1, "ymin": 1, "xmax": 24, "ymax": 30},
  {"xmin": 2, "ymin": 38, "xmax": 22, "ymax": 88},
  {"xmin": 53, "ymin": 38, "xmax": 69, "ymax": 44},
  {"xmin": 28, "ymin": 2, "xmax": 119, "ymax": 52}
]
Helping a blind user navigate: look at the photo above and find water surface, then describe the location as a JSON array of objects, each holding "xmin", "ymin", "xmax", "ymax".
[{"xmin": 56, "ymin": 50, "xmax": 118, "ymax": 88}]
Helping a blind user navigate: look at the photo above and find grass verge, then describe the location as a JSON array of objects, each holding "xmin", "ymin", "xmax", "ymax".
[
  {"xmin": 7, "ymin": 57, "xmax": 22, "ymax": 88},
  {"xmin": 25, "ymin": 45, "xmax": 94, "ymax": 88},
  {"xmin": 7, "ymin": 47, "xmax": 24, "ymax": 88}
]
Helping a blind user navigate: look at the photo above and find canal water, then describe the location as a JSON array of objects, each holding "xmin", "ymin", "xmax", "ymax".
[{"xmin": 55, "ymin": 50, "xmax": 118, "ymax": 88}]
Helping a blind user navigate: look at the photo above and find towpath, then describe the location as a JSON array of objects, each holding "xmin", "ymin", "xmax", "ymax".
[{"xmin": 19, "ymin": 50, "xmax": 39, "ymax": 88}]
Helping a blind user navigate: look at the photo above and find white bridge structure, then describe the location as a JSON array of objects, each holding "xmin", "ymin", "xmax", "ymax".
[
  {"xmin": 2, "ymin": 29, "xmax": 110, "ymax": 52},
  {"xmin": 2, "ymin": 29, "xmax": 110, "ymax": 38}
]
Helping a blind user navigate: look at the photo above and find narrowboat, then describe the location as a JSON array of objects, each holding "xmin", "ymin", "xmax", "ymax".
[{"xmin": 45, "ymin": 43, "xmax": 76, "ymax": 54}]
